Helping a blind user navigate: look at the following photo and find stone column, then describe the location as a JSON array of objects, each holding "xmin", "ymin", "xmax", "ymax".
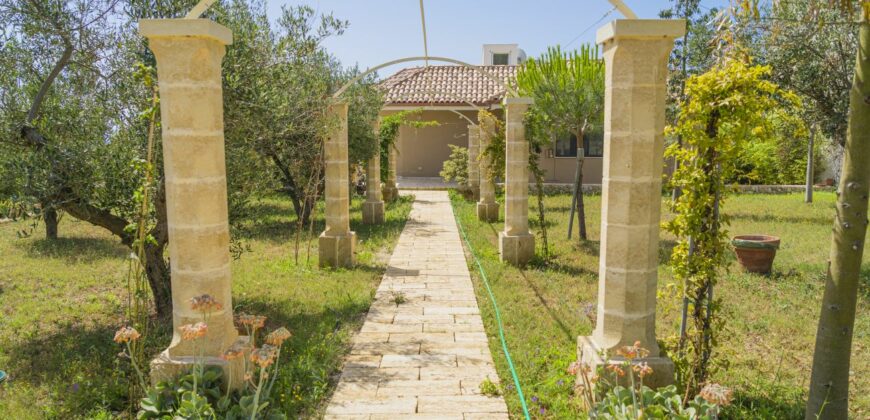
[
  {"xmin": 577, "ymin": 19, "xmax": 685, "ymax": 389},
  {"xmin": 467, "ymin": 124, "xmax": 481, "ymax": 200},
  {"xmin": 476, "ymin": 119, "xmax": 499, "ymax": 222},
  {"xmin": 499, "ymin": 98, "xmax": 535, "ymax": 266},
  {"xmin": 362, "ymin": 118, "xmax": 385, "ymax": 224},
  {"xmin": 139, "ymin": 19, "xmax": 245, "ymax": 385},
  {"xmin": 320, "ymin": 102, "xmax": 356, "ymax": 267},
  {"xmin": 382, "ymin": 143, "xmax": 399, "ymax": 202}
]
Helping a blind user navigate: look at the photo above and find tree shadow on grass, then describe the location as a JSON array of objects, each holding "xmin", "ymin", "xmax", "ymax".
[
  {"xmin": 543, "ymin": 205, "xmax": 574, "ymax": 213},
  {"xmin": 576, "ymin": 239, "xmax": 600, "ymax": 256},
  {"xmin": 18, "ymin": 237, "xmax": 127, "ymax": 263},
  {"xmin": 238, "ymin": 196, "xmax": 412, "ymax": 246},
  {"xmin": 516, "ymin": 270, "xmax": 577, "ymax": 343},
  {"xmin": 726, "ymin": 392, "xmax": 805, "ymax": 419},
  {"xmin": 530, "ymin": 218, "xmax": 559, "ymax": 229},
  {"xmin": 2, "ymin": 320, "xmax": 171, "ymax": 416},
  {"xmin": 729, "ymin": 212, "xmax": 832, "ymax": 226},
  {"xmin": 235, "ymin": 209, "xmax": 318, "ymax": 244},
  {"xmin": 529, "ymin": 257, "xmax": 595, "ymax": 278},
  {"xmin": 3, "ymin": 291, "xmax": 378, "ymax": 419},
  {"xmin": 231, "ymin": 294, "xmax": 377, "ymax": 417}
]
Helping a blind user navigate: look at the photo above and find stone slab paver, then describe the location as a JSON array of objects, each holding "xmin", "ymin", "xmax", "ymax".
[{"xmin": 324, "ymin": 191, "xmax": 508, "ymax": 419}]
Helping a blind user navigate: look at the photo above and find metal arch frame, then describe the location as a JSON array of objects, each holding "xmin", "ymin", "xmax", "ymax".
[
  {"xmin": 332, "ymin": 56, "xmax": 518, "ymax": 100},
  {"xmin": 332, "ymin": 2, "xmax": 638, "ymax": 99},
  {"xmin": 607, "ymin": 0, "xmax": 638, "ymax": 19}
]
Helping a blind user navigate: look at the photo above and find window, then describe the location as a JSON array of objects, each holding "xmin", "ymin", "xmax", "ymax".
[
  {"xmin": 554, "ymin": 134, "xmax": 577, "ymax": 158},
  {"xmin": 553, "ymin": 131, "xmax": 604, "ymax": 158},
  {"xmin": 492, "ymin": 53, "xmax": 509, "ymax": 65},
  {"xmin": 583, "ymin": 130, "xmax": 604, "ymax": 157}
]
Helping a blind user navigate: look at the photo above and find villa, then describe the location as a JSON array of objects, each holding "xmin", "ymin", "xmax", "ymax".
[{"xmin": 379, "ymin": 44, "xmax": 604, "ymax": 184}]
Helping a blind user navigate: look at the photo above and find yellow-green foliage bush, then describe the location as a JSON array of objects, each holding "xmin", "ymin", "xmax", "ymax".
[{"xmin": 439, "ymin": 144, "xmax": 468, "ymax": 185}]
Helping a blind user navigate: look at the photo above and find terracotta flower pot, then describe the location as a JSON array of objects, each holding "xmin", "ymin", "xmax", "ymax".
[{"xmin": 732, "ymin": 235, "xmax": 780, "ymax": 274}]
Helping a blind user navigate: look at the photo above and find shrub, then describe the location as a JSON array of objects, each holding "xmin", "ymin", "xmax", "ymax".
[
  {"xmin": 590, "ymin": 385, "xmax": 723, "ymax": 419},
  {"xmin": 439, "ymin": 144, "xmax": 468, "ymax": 185}
]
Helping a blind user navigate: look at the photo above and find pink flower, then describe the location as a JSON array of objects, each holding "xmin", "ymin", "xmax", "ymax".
[
  {"xmin": 237, "ymin": 314, "xmax": 267, "ymax": 329},
  {"xmin": 699, "ymin": 383, "xmax": 733, "ymax": 406},
  {"xmin": 114, "ymin": 326, "xmax": 141, "ymax": 343},
  {"xmin": 222, "ymin": 342, "xmax": 247, "ymax": 361},
  {"xmin": 632, "ymin": 362, "xmax": 654, "ymax": 378},
  {"xmin": 606, "ymin": 364, "xmax": 625, "ymax": 377},
  {"xmin": 265, "ymin": 327, "xmax": 292, "ymax": 346},
  {"xmin": 190, "ymin": 294, "xmax": 223, "ymax": 312},
  {"xmin": 250, "ymin": 345, "xmax": 278, "ymax": 368},
  {"xmin": 616, "ymin": 341, "xmax": 650, "ymax": 360},
  {"xmin": 180, "ymin": 322, "xmax": 208, "ymax": 340}
]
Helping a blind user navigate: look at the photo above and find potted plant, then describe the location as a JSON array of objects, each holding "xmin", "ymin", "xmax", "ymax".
[{"xmin": 731, "ymin": 235, "xmax": 781, "ymax": 274}]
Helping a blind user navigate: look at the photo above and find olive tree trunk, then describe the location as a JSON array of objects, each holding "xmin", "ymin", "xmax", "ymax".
[
  {"xmin": 805, "ymin": 125, "xmax": 815, "ymax": 204},
  {"xmin": 59, "ymin": 181, "xmax": 172, "ymax": 317},
  {"xmin": 43, "ymin": 204, "xmax": 59, "ymax": 240},
  {"xmin": 805, "ymin": 21, "xmax": 870, "ymax": 420}
]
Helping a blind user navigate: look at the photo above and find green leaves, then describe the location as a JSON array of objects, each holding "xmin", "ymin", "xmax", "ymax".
[
  {"xmin": 590, "ymin": 385, "xmax": 722, "ymax": 419},
  {"xmin": 516, "ymin": 44, "xmax": 605, "ymax": 143},
  {"xmin": 665, "ymin": 59, "xmax": 803, "ymax": 395},
  {"xmin": 439, "ymin": 144, "xmax": 468, "ymax": 185}
]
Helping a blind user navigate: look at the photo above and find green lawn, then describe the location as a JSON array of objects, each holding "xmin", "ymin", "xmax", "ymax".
[
  {"xmin": 450, "ymin": 190, "xmax": 869, "ymax": 419},
  {"xmin": 0, "ymin": 194, "xmax": 413, "ymax": 419}
]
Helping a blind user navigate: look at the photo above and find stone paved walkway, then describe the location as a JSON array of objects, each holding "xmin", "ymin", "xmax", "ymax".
[{"xmin": 324, "ymin": 190, "xmax": 509, "ymax": 419}]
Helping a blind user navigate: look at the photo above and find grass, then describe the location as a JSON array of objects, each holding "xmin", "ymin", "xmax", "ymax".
[
  {"xmin": 450, "ymin": 190, "xmax": 869, "ymax": 419},
  {"xmin": 0, "ymin": 193, "xmax": 413, "ymax": 419}
]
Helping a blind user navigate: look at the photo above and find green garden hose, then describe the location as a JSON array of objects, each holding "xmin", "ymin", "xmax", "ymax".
[{"xmin": 454, "ymin": 209, "xmax": 532, "ymax": 420}]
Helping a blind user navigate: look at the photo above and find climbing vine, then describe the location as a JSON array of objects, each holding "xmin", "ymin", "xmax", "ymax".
[
  {"xmin": 664, "ymin": 59, "xmax": 803, "ymax": 397},
  {"xmin": 477, "ymin": 109, "xmax": 506, "ymax": 182},
  {"xmin": 378, "ymin": 109, "xmax": 439, "ymax": 180}
]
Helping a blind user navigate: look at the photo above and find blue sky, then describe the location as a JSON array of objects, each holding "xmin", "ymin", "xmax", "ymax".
[{"xmin": 268, "ymin": 0, "xmax": 726, "ymax": 77}]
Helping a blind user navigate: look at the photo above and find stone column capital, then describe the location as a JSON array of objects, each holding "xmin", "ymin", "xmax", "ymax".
[
  {"xmin": 139, "ymin": 19, "xmax": 233, "ymax": 45},
  {"xmin": 596, "ymin": 19, "xmax": 686, "ymax": 44}
]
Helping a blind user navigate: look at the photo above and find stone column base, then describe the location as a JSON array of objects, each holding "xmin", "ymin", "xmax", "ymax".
[
  {"xmin": 470, "ymin": 187, "xmax": 480, "ymax": 202},
  {"xmin": 150, "ymin": 336, "xmax": 249, "ymax": 389},
  {"xmin": 499, "ymin": 232, "xmax": 535, "ymax": 266},
  {"xmin": 362, "ymin": 200, "xmax": 385, "ymax": 224},
  {"xmin": 319, "ymin": 231, "xmax": 356, "ymax": 268},
  {"xmin": 383, "ymin": 185, "xmax": 399, "ymax": 202},
  {"xmin": 476, "ymin": 202, "xmax": 499, "ymax": 222},
  {"xmin": 577, "ymin": 336, "xmax": 674, "ymax": 389}
]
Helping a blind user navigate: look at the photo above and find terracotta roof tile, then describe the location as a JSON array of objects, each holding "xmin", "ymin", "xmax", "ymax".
[{"xmin": 380, "ymin": 65, "xmax": 517, "ymax": 107}]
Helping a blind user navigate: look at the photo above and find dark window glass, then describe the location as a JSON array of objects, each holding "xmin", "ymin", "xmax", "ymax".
[
  {"xmin": 492, "ymin": 53, "xmax": 509, "ymax": 65},
  {"xmin": 583, "ymin": 130, "xmax": 604, "ymax": 157},
  {"xmin": 554, "ymin": 134, "xmax": 577, "ymax": 157},
  {"xmin": 554, "ymin": 131, "xmax": 604, "ymax": 158}
]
